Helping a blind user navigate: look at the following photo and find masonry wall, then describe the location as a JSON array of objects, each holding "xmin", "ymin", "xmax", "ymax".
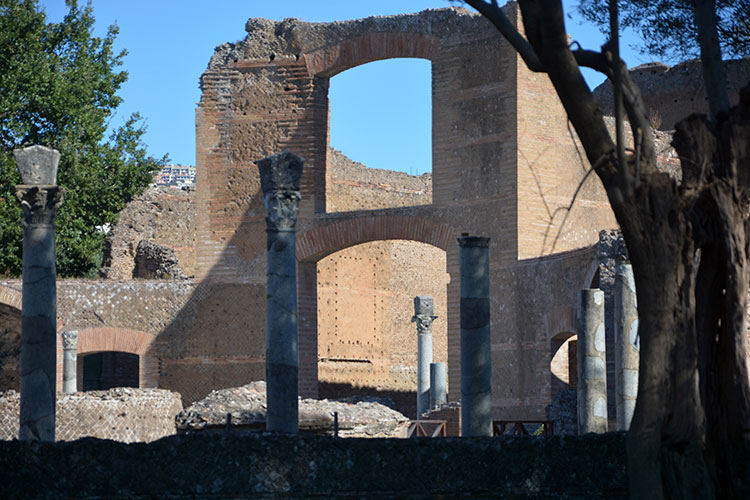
[
  {"xmin": 0, "ymin": 388, "xmax": 181, "ymax": 443},
  {"xmin": 103, "ymin": 186, "xmax": 196, "ymax": 279},
  {"xmin": 593, "ymin": 58, "xmax": 750, "ymax": 130},
  {"xmin": 317, "ymin": 240, "xmax": 448, "ymax": 416},
  {"xmin": 0, "ymin": 4, "xmax": 618, "ymax": 419},
  {"xmin": 192, "ymin": 3, "xmax": 611, "ymax": 419},
  {"xmin": 0, "ymin": 433, "xmax": 629, "ymax": 499}
]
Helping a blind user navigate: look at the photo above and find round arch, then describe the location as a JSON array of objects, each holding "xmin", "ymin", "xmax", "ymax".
[
  {"xmin": 0, "ymin": 285, "xmax": 22, "ymax": 312},
  {"xmin": 545, "ymin": 305, "xmax": 578, "ymax": 397},
  {"xmin": 304, "ymin": 32, "xmax": 439, "ymax": 78},
  {"xmin": 55, "ymin": 327, "xmax": 158, "ymax": 390},
  {"xmin": 296, "ymin": 215, "xmax": 455, "ymax": 400},
  {"xmin": 297, "ymin": 214, "xmax": 454, "ymax": 263}
]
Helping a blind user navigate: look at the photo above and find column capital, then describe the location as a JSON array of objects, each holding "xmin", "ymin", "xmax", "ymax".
[
  {"xmin": 256, "ymin": 151, "xmax": 304, "ymax": 232},
  {"xmin": 15, "ymin": 186, "xmax": 64, "ymax": 227},
  {"xmin": 61, "ymin": 330, "xmax": 79, "ymax": 350},
  {"xmin": 412, "ymin": 314, "xmax": 438, "ymax": 334}
]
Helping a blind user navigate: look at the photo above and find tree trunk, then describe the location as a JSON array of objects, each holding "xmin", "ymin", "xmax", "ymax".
[{"xmin": 624, "ymin": 91, "xmax": 750, "ymax": 499}]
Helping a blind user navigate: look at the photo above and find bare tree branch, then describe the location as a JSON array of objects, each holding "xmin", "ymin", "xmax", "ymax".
[
  {"xmin": 464, "ymin": 0, "xmax": 546, "ymax": 72},
  {"xmin": 573, "ymin": 49, "xmax": 656, "ymax": 176},
  {"xmin": 610, "ymin": 0, "xmax": 632, "ymax": 195}
]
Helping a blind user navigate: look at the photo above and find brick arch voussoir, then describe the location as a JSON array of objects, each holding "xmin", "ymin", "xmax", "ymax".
[
  {"xmin": 545, "ymin": 305, "xmax": 576, "ymax": 343},
  {"xmin": 297, "ymin": 215, "xmax": 454, "ymax": 262},
  {"xmin": 305, "ymin": 32, "xmax": 440, "ymax": 78},
  {"xmin": 55, "ymin": 326, "xmax": 159, "ymax": 389},
  {"xmin": 62, "ymin": 327, "xmax": 155, "ymax": 357},
  {"xmin": 0, "ymin": 285, "xmax": 22, "ymax": 312}
]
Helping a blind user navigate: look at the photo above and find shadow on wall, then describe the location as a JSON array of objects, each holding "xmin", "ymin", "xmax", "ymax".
[{"xmin": 147, "ymin": 194, "xmax": 269, "ymax": 405}]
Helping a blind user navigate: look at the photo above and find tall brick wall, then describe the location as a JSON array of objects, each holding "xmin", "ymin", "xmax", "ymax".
[
  {"xmin": 192, "ymin": 3, "xmax": 614, "ymax": 419},
  {"xmin": 317, "ymin": 240, "xmax": 448, "ymax": 416},
  {"xmin": 0, "ymin": 4, "xmax": 622, "ymax": 421}
]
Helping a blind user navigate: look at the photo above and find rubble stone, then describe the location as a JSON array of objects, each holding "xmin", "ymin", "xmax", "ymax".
[
  {"xmin": 0, "ymin": 388, "xmax": 182, "ymax": 443},
  {"xmin": 132, "ymin": 240, "xmax": 187, "ymax": 279},
  {"xmin": 175, "ymin": 382, "xmax": 409, "ymax": 437}
]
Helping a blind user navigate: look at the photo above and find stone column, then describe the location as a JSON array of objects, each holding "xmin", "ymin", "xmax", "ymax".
[
  {"xmin": 458, "ymin": 235, "xmax": 492, "ymax": 437},
  {"xmin": 412, "ymin": 295, "xmax": 437, "ymax": 417},
  {"xmin": 430, "ymin": 362, "xmax": 447, "ymax": 409},
  {"xmin": 61, "ymin": 330, "xmax": 78, "ymax": 394},
  {"xmin": 577, "ymin": 288, "xmax": 608, "ymax": 434},
  {"xmin": 257, "ymin": 151, "xmax": 303, "ymax": 434},
  {"xmin": 14, "ymin": 145, "xmax": 64, "ymax": 442},
  {"xmin": 614, "ymin": 263, "xmax": 639, "ymax": 431}
]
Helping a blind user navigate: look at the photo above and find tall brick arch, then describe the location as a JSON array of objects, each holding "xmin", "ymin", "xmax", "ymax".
[
  {"xmin": 297, "ymin": 215, "xmax": 454, "ymax": 262},
  {"xmin": 194, "ymin": 4, "xmax": 616, "ymax": 415},
  {"xmin": 304, "ymin": 33, "xmax": 439, "ymax": 78},
  {"xmin": 296, "ymin": 215, "xmax": 454, "ymax": 398},
  {"xmin": 55, "ymin": 327, "xmax": 159, "ymax": 390}
]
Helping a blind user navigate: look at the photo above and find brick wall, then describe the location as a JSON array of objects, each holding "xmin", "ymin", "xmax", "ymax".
[
  {"xmin": 190, "ymin": 4, "xmax": 614, "ymax": 419},
  {"xmin": 0, "ymin": 5, "xmax": 623, "ymax": 421}
]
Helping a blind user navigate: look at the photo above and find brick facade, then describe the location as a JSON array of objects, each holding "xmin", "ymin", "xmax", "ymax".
[
  {"xmin": 192, "ymin": 5, "xmax": 615, "ymax": 419},
  {"xmin": 0, "ymin": 6, "xmax": 621, "ymax": 419}
]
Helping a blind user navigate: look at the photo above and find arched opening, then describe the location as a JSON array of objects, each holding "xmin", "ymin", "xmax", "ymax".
[
  {"xmin": 316, "ymin": 239, "xmax": 448, "ymax": 417},
  {"xmin": 550, "ymin": 332, "xmax": 578, "ymax": 395},
  {"xmin": 80, "ymin": 351, "xmax": 139, "ymax": 391},
  {"xmin": 326, "ymin": 58, "xmax": 432, "ymax": 213}
]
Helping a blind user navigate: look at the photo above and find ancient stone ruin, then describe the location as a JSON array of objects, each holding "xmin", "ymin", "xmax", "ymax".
[
  {"xmin": 0, "ymin": 4, "xmax": 747, "ymax": 440},
  {"xmin": 175, "ymin": 381, "xmax": 409, "ymax": 438}
]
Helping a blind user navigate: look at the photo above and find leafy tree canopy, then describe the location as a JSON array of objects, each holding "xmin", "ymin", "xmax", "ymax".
[
  {"xmin": 0, "ymin": 0, "xmax": 166, "ymax": 277},
  {"xmin": 578, "ymin": 0, "xmax": 749, "ymax": 61}
]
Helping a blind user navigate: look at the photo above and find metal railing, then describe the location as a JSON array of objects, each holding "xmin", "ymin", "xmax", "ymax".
[
  {"xmin": 493, "ymin": 420, "xmax": 555, "ymax": 436},
  {"xmin": 407, "ymin": 420, "xmax": 448, "ymax": 438}
]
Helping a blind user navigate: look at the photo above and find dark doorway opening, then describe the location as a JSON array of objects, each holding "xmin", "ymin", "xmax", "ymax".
[{"xmin": 81, "ymin": 351, "xmax": 139, "ymax": 391}]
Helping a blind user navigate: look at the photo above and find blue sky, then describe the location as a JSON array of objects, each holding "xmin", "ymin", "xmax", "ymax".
[{"xmin": 38, "ymin": 1, "xmax": 651, "ymax": 174}]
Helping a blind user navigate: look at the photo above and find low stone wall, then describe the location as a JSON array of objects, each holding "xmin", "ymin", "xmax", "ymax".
[
  {"xmin": 0, "ymin": 388, "xmax": 182, "ymax": 443},
  {"xmin": 0, "ymin": 432, "xmax": 628, "ymax": 499}
]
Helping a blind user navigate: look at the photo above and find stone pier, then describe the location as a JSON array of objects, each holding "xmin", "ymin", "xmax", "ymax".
[
  {"xmin": 577, "ymin": 288, "xmax": 608, "ymax": 434},
  {"xmin": 62, "ymin": 330, "xmax": 78, "ymax": 394},
  {"xmin": 614, "ymin": 263, "xmax": 639, "ymax": 431},
  {"xmin": 14, "ymin": 145, "xmax": 64, "ymax": 442},
  {"xmin": 430, "ymin": 362, "xmax": 447, "ymax": 409},
  {"xmin": 412, "ymin": 295, "xmax": 437, "ymax": 417},
  {"xmin": 257, "ymin": 151, "xmax": 304, "ymax": 434},
  {"xmin": 458, "ymin": 235, "xmax": 492, "ymax": 437}
]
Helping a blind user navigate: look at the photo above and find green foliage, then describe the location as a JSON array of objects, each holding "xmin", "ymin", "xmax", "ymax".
[
  {"xmin": 0, "ymin": 0, "xmax": 165, "ymax": 277},
  {"xmin": 577, "ymin": 0, "xmax": 750, "ymax": 61}
]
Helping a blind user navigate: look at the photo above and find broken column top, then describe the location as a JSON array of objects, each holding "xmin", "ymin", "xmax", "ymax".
[
  {"xmin": 13, "ymin": 145, "xmax": 60, "ymax": 186},
  {"xmin": 256, "ymin": 151, "xmax": 304, "ymax": 194},
  {"xmin": 414, "ymin": 295, "xmax": 435, "ymax": 316},
  {"xmin": 457, "ymin": 235, "xmax": 490, "ymax": 247},
  {"xmin": 61, "ymin": 330, "xmax": 78, "ymax": 350}
]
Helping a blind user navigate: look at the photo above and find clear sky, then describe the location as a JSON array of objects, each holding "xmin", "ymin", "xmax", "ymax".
[{"xmin": 38, "ymin": 1, "xmax": 652, "ymax": 174}]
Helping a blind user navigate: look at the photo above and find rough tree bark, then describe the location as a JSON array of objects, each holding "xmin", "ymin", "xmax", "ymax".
[{"xmin": 465, "ymin": 1, "xmax": 750, "ymax": 498}]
